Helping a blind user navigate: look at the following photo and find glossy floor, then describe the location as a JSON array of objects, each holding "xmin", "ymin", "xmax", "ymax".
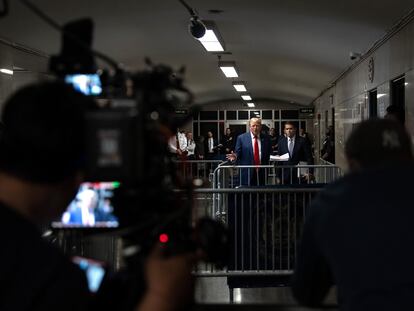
[{"xmin": 195, "ymin": 277, "xmax": 337, "ymax": 309}]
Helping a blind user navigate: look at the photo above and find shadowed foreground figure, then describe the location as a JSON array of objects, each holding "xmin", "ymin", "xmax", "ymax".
[
  {"xmin": 292, "ymin": 118, "xmax": 414, "ymax": 311},
  {"xmin": 0, "ymin": 82, "xmax": 198, "ymax": 311}
]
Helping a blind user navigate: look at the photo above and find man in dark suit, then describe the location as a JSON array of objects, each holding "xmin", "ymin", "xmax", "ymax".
[
  {"xmin": 205, "ymin": 131, "xmax": 221, "ymax": 160},
  {"xmin": 226, "ymin": 117, "xmax": 272, "ymax": 186},
  {"xmin": 277, "ymin": 121, "xmax": 314, "ymax": 184}
]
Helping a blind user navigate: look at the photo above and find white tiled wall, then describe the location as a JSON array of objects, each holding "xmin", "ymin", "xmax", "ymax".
[
  {"xmin": 0, "ymin": 40, "xmax": 48, "ymax": 115},
  {"xmin": 314, "ymin": 17, "xmax": 414, "ymax": 170}
]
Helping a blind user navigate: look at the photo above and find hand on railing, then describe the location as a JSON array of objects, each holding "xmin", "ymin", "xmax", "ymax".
[
  {"xmin": 226, "ymin": 151, "xmax": 237, "ymax": 162},
  {"xmin": 302, "ymin": 173, "xmax": 315, "ymax": 184}
]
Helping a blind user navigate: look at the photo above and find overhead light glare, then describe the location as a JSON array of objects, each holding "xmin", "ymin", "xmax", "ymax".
[
  {"xmin": 219, "ymin": 61, "xmax": 238, "ymax": 78},
  {"xmin": 198, "ymin": 29, "xmax": 224, "ymax": 52},
  {"xmin": 0, "ymin": 68, "xmax": 13, "ymax": 75},
  {"xmin": 377, "ymin": 93, "xmax": 387, "ymax": 98},
  {"xmin": 232, "ymin": 81, "xmax": 247, "ymax": 92},
  {"xmin": 241, "ymin": 94, "xmax": 252, "ymax": 101},
  {"xmin": 247, "ymin": 103, "xmax": 255, "ymax": 107}
]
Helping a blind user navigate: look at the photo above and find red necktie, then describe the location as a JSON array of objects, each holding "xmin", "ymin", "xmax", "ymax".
[{"xmin": 253, "ymin": 136, "xmax": 260, "ymax": 167}]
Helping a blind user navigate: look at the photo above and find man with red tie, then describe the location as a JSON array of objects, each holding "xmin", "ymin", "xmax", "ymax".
[{"xmin": 226, "ymin": 117, "xmax": 272, "ymax": 186}]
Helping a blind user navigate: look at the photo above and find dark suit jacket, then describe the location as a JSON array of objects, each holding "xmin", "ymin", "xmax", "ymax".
[
  {"xmin": 277, "ymin": 135, "xmax": 314, "ymax": 183},
  {"xmin": 204, "ymin": 137, "xmax": 219, "ymax": 159},
  {"xmin": 234, "ymin": 132, "xmax": 272, "ymax": 185},
  {"xmin": 278, "ymin": 135, "xmax": 314, "ymax": 165}
]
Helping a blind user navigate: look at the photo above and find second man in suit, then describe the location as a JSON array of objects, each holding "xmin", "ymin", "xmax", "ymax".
[{"xmin": 278, "ymin": 122, "xmax": 314, "ymax": 184}]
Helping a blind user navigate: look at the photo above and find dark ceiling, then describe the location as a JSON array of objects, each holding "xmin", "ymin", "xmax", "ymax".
[{"xmin": 0, "ymin": 0, "xmax": 413, "ymax": 105}]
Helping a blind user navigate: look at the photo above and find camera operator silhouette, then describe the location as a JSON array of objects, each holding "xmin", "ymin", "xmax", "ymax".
[{"xmin": 0, "ymin": 82, "xmax": 201, "ymax": 311}]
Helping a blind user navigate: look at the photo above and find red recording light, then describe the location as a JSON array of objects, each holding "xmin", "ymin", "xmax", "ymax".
[{"xmin": 159, "ymin": 233, "xmax": 169, "ymax": 243}]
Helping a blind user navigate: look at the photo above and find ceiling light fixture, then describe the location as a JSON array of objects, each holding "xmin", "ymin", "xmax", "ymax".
[
  {"xmin": 247, "ymin": 103, "xmax": 255, "ymax": 107},
  {"xmin": 0, "ymin": 68, "xmax": 13, "ymax": 75},
  {"xmin": 197, "ymin": 21, "xmax": 225, "ymax": 52},
  {"xmin": 232, "ymin": 81, "xmax": 247, "ymax": 92},
  {"xmin": 219, "ymin": 61, "xmax": 238, "ymax": 78},
  {"xmin": 241, "ymin": 94, "xmax": 252, "ymax": 101}
]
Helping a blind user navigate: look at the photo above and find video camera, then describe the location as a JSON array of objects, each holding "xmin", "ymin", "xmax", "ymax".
[{"xmin": 49, "ymin": 18, "xmax": 228, "ymax": 268}]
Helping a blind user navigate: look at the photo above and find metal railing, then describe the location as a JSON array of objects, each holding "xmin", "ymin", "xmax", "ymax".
[
  {"xmin": 175, "ymin": 160, "xmax": 224, "ymax": 182},
  {"xmin": 192, "ymin": 187, "xmax": 321, "ymax": 275},
  {"xmin": 212, "ymin": 164, "xmax": 343, "ymax": 189}
]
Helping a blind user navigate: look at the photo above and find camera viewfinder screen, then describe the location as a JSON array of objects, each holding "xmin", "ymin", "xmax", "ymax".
[
  {"xmin": 65, "ymin": 74, "xmax": 102, "ymax": 96},
  {"xmin": 52, "ymin": 182, "xmax": 120, "ymax": 228}
]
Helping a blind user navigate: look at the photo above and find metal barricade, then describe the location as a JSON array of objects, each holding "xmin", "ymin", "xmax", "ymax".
[
  {"xmin": 175, "ymin": 160, "xmax": 223, "ymax": 183},
  {"xmin": 192, "ymin": 187, "xmax": 320, "ymax": 275},
  {"xmin": 212, "ymin": 164, "xmax": 343, "ymax": 188}
]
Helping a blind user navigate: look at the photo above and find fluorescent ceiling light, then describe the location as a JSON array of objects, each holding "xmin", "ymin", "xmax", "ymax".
[
  {"xmin": 0, "ymin": 68, "xmax": 13, "ymax": 75},
  {"xmin": 377, "ymin": 93, "xmax": 387, "ymax": 98},
  {"xmin": 219, "ymin": 61, "xmax": 238, "ymax": 78},
  {"xmin": 198, "ymin": 28, "xmax": 224, "ymax": 52},
  {"xmin": 232, "ymin": 81, "xmax": 247, "ymax": 92},
  {"xmin": 241, "ymin": 94, "xmax": 252, "ymax": 101},
  {"xmin": 405, "ymin": 82, "xmax": 408, "ymax": 86},
  {"xmin": 247, "ymin": 103, "xmax": 255, "ymax": 107}
]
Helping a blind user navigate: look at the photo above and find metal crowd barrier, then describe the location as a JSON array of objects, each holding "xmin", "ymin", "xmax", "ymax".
[
  {"xmin": 191, "ymin": 187, "xmax": 324, "ymax": 303},
  {"xmin": 212, "ymin": 164, "xmax": 343, "ymax": 188},
  {"xmin": 192, "ymin": 187, "xmax": 320, "ymax": 275},
  {"xmin": 175, "ymin": 160, "xmax": 224, "ymax": 182}
]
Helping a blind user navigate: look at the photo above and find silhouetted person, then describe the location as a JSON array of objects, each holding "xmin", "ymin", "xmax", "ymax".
[
  {"xmin": 385, "ymin": 104, "xmax": 405, "ymax": 124},
  {"xmin": 321, "ymin": 125, "xmax": 335, "ymax": 163},
  {"xmin": 0, "ymin": 82, "xmax": 198, "ymax": 311},
  {"xmin": 292, "ymin": 118, "xmax": 414, "ymax": 311}
]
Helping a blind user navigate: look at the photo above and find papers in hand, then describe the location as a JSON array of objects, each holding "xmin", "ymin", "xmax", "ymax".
[{"xmin": 270, "ymin": 153, "xmax": 289, "ymax": 161}]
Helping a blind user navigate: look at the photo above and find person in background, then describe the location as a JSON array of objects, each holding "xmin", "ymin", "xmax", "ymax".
[
  {"xmin": 168, "ymin": 128, "xmax": 188, "ymax": 159},
  {"xmin": 185, "ymin": 131, "xmax": 196, "ymax": 160},
  {"xmin": 321, "ymin": 125, "xmax": 335, "ymax": 163},
  {"xmin": 299, "ymin": 127, "xmax": 312, "ymax": 151},
  {"xmin": 269, "ymin": 127, "xmax": 279, "ymax": 155},
  {"xmin": 292, "ymin": 118, "xmax": 414, "ymax": 311},
  {"xmin": 205, "ymin": 131, "xmax": 220, "ymax": 160},
  {"xmin": 195, "ymin": 135, "xmax": 205, "ymax": 160},
  {"xmin": 385, "ymin": 104, "xmax": 405, "ymax": 124},
  {"xmin": 220, "ymin": 128, "xmax": 235, "ymax": 160}
]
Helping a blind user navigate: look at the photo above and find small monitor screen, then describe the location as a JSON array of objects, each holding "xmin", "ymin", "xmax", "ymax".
[
  {"xmin": 65, "ymin": 74, "xmax": 102, "ymax": 96},
  {"xmin": 52, "ymin": 182, "xmax": 120, "ymax": 228}
]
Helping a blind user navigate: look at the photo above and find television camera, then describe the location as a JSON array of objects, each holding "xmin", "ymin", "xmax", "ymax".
[{"xmin": 49, "ymin": 18, "xmax": 228, "ymax": 275}]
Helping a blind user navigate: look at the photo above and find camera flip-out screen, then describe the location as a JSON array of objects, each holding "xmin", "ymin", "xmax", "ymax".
[
  {"xmin": 65, "ymin": 74, "xmax": 102, "ymax": 96},
  {"xmin": 52, "ymin": 181, "xmax": 120, "ymax": 228}
]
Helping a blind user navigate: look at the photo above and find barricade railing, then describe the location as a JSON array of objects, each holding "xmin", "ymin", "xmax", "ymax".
[
  {"xmin": 174, "ymin": 160, "xmax": 223, "ymax": 182},
  {"xmin": 190, "ymin": 187, "xmax": 325, "ymax": 302},
  {"xmin": 191, "ymin": 187, "xmax": 321, "ymax": 275},
  {"xmin": 212, "ymin": 164, "xmax": 343, "ymax": 189}
]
